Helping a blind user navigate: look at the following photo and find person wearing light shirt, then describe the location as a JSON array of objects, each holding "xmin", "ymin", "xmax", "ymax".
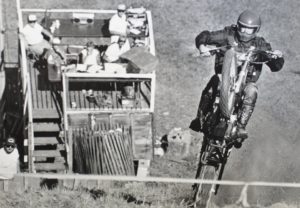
[
  {"xmin": 20, "ymin": 14, "xmax": 53, "ymax": 56},
  {"xmin": 80, "ymin": 41, "xmax": 101, "ymax": 65},
  {"xmin": 103, "ymin": 36, "xmax": 131, "ymax": 63},
  {"xmin": 109, "ymin": 4, "xmax": 130, "ymax": 43},
  {"xmin": 0, "ymin": 137, "xmax": 19, "ymax": 180}
]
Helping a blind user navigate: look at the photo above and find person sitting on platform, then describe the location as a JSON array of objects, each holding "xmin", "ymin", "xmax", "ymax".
[
  {"xmin": 109, "ymin": 4, "xmax": 131, "ymax": 43},
  {"xmin": 103, "ymin": 36, "xmax": 131, "ymax": 63},
  {"xmin": 20, "ymin": 14, "xmax": 53, "ymax": 57},
  {"xmin": 79, "ymin": 41, "xmax": 103, "ymax": 73},
  {"xmin": 0, "ymin": 137, "xmax": 19, "ymax": 180},
  {"xmin": 80, "ymin": 41, "xmax": 101, "ymax": 65}
]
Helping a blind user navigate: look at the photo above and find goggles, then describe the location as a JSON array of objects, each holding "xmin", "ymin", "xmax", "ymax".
[
  {"xmin": 5, "ymin": 145, "xmax": 15, "ymax": 149},
  {"xmin": 117, "ymin": 9, "xmax": 125, "ymax": 13},
  {"xmin": 237, "ymin": 24, "xmax": 258, "ymax": 35}
]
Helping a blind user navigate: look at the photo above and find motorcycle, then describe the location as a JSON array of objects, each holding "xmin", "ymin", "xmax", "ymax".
[{"xmin": 191, "ymin": 45, "xmax": 276, "ymax": 208}]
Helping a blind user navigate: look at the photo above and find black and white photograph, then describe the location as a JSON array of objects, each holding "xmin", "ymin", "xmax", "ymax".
[{"xmin": 0, "ymin": 0, "xmax": 299, "ymax": 207}]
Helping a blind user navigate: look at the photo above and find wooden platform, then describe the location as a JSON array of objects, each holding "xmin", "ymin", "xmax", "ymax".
[{"xmin": 29, "ymin": 62, "xmax": 152, "ymax": 117}]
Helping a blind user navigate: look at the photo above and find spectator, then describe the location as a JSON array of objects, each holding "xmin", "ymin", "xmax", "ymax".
[
  {"xmin": 45, "ymin": 38, "xmax": 69, "ymax": 80},
  {"xmin": 20, "ymin": 14, "xmax": 53, "ymax": 57},
  {"xmin": 109, "ymin": 4, "xmax": 131, "ymax": 43},
  {"xmin": 80, "ymin": 41, "xmax": 101, "ymax": 65},
  {"xmin": 0, "ymin": 137, "xmax": 19, "ymax": 180},
  {"xmin": 46, "ymin": 38, "xmax": 67, "ymax": 67},
  {"xmin": 103, "ymin": 36, "xmax": 131, "ymax": 63}
]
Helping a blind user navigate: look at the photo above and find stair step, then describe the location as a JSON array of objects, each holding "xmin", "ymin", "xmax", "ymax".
[
  {"xmin": 34, "ymin": 163, "xmax": 66, "ymax": 171},
  {"xmin": 33, "ymin": 150, "xmax": 64, "ymax": 157},
  {"xmin": 34, "ymin": 137, "xmax": 60, "ymax": 145},
  {"xmin": 33, "ymin": 109, "xmax": 60, "ymax": 119},
  {"xmin": 34, "ymin": 157, "xmax": 65, "ymax": 162},
  {"xmin": 34, "ymin": 123, "xmax": 60, "ymax": 132}
]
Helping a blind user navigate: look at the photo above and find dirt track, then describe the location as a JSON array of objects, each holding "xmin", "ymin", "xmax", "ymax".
[{"xmin": 6, "ymin": 0, "xmax": 300, "ymax": 206}]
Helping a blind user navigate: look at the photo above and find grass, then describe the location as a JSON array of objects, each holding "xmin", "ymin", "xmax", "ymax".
[{"xmin": 0, "ymin": 181, "xmax": 194, "ymax": 208}]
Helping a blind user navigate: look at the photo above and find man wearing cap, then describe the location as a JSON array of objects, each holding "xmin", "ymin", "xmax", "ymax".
[
  {"xmin": 103, "ymin": 36, "xmax": 131, "ymax": 63},
  {"xmin": 20, "ymin": 14, "xmax": 53, "ymax": 57},
  {"xmin": 0, "ymin": 137, "xmax": 19, "ymax": 179},
  {"xmin": 109, "ymin": 4, "xmax": 131, "ymax": 43}
]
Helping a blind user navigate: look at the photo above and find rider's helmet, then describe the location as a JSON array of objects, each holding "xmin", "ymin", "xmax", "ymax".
[{"xmin": 236, "ymin": 10, "xmax": 261, "ymax": 42}]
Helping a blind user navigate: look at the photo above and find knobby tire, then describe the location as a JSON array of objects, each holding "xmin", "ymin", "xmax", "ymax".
[
  {"xmin": 219, "ymin": 49, "xmax": 237, "ymax": 119},
  {"xmin": 192, "ymin": 138, "xmax": 220, "ymax": 208}
]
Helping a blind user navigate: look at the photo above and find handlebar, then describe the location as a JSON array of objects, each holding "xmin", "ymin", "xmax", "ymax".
[
  {"xmin": 200, "ymin": 44, "xmax": 277, "ymax": 64},
  {"xmin": 248, "ymin": 50, "xmax": 275, "ymax": 64}
]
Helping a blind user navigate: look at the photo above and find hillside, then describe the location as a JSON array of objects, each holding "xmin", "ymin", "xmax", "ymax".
[{"xmin": 3, "ymin": 0, "xmax": 300, "ymax": 207}]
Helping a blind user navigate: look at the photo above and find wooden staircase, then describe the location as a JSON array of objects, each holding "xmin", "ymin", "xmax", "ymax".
[{"xmin": 31, "ymin": 112, "xmax": 67, "ymax": 173}]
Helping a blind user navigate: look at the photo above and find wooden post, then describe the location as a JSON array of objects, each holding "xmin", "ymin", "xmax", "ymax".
[
  {"xmin": 137, "ymin": 159, "xmax": 150, "ymax": 177},
  {"xmin": 67, "ymin": 128, "xmax": 73, "ymax": 173}
]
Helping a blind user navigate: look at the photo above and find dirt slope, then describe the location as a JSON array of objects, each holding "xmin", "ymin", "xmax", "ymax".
[{"xmin": 17, "ymin": 0, "xmax": 300, "ymax": 206}]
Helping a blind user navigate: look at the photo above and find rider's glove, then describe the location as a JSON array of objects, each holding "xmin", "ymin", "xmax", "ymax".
[
  {"xmin": 199, "ymin": 44, "xmax": 212, "ymax": 57},
  {"xmin": 271, "ymin": 50, "xmax": 283, "ymax": 59},
  {"xmin": 237, "ymin": 53, "xmax": 247, "ymax": 61}
]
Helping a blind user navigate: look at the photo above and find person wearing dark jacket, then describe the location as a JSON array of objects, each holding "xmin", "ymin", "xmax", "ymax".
[{"xmin": 190, "ymin": 10, "xmax": 284, "ymax": 139}]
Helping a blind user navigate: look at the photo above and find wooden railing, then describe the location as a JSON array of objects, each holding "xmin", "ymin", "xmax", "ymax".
[{"xmin": 16, "ymin": 0, "xmax": 35, "ymax": 173}]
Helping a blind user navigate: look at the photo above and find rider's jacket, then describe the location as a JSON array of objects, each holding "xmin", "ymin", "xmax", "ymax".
[{"xmin": 195, "ymin": 25, "xmax": 285, "ymax": 83}]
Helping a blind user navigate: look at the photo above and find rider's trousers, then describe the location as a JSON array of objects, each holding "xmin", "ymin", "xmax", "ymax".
[
  {"xmin": 237, "ymin": 82, "xmax": 258, "ymax": 128},
  {"xmin": 242, "ymin": 82, "xmax": 258, "ymax": 107}
]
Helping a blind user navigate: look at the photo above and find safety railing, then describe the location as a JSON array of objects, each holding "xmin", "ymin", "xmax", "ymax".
[
  {"xmin": 16, "ymin": 0, "xmax": 35, "ymax": 173},
  {"xmin": 1, "ymin": 173, "xmax": 300, "ymax": 207}
]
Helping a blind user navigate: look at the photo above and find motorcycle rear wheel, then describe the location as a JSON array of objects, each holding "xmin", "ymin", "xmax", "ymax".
[{"xmin": 192, "ymin": 137, "xmax": 220, "ymax": 208}]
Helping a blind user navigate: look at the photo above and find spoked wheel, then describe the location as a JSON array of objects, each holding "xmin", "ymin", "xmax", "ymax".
[
  {"xmin": 219, "ymin": 49, "xmax": 238, "ymax": 119},
  {"xmin": 192, "ymin": 165, "xmax": 219, "ymax": 208},
  {"xmin": 191, "ymin": 138, "xmax": 221, "ymax": 208}
]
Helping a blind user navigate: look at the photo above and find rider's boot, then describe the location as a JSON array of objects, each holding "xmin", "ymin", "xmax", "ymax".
[{"xmin": 236, "ymin": 104, "xmax": 254, "ymax": 139}]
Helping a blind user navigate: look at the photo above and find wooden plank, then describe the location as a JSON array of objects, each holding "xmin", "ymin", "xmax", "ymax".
[
  {"xmin": 34, "ymin": 137, "xmax": 59, "ymax": 145},
  {"xmin": 33, "ymin": 150, "xmax": 63, "ymax": 157},
  {"xmin": 102, "ymin": 141, "xmax": 111, "ymax": 174},
  {"xmin": 33, "ymin": 109, "xmax": 60, "ymax": 119},
  {"xmin": 29, "ymin": 63, "xmax": 37, "ymax": 109},
  {"xmin": 34, "ymin": 163, "xmax": 66, "ymax": 171},
  {"xmin": 72, "ymin": 129, "xmax": 82, "ymax": 173},
  {"xmin": 123, "ymin": 133, "xmax": 134, "ymax": 175},
  {"xmin": 75, "ymin": 90, "xmax": 83, "ymax": 109},
  {"xmin": 28, "ymin": 122, "xmax": 34, "ymax": 173},
  {"xmin": 95, "ymin": 134, "xmax": 103, "ymax": 174},
  {"xmin": 33, "ymin": 122, "xmax": 60, "ymax": 132},
  {"xmin": 109, "ymin": 133, "xmax": 124, "ymax": 175},
  {"xmin": 103, "ymin": 135, "xmax": 118, "ymax": 174},
  {"xmin": 36, "ymin": 70, "xmax": 43, "ymax": 109},
  {"xmin": 40, "ymin": 75, "xmax": 47, "ymax": 109},
  {"xmin": 89, "ymin": 133, "xmax": 96, "ymax": 173},
  {"xmin": 34, "ymin": 156, "xmax": 65, "ymax": 162},
  {"xmin": 115, "ymin": 133, "xmax": 128, "ymax": 175},
  {"xmin": 68, "ymin": 128, "xmax": 73, "ymax": 173},
  {"xmin": 44, "ymin": 82, "xmax": 50, "ymax": 109}
]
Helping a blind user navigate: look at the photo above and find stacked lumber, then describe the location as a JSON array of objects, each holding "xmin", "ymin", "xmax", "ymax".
[{"xmin": 73, "ymin": 124, "xmax": 134, "ymax": 175}]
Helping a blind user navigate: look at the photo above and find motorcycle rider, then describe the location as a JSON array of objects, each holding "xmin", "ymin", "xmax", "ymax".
[{"xmin": 189, "ymin": 10, "xmax": 284, "ymax": 139}]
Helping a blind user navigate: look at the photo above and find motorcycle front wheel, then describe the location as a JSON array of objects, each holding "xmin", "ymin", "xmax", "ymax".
[{"xmin": 219, "ymin": 49, "xmax": 238, "ymax": 119}]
